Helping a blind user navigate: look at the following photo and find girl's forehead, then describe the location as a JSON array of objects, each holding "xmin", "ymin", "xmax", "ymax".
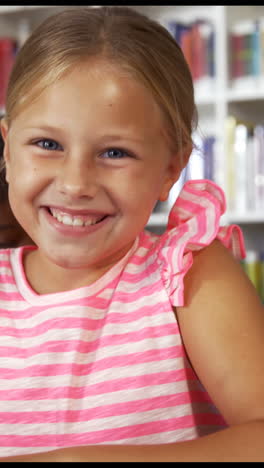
[
  {"xmin": 11, "ymin": 58, "xmax": 161, "ymax": 123},
  {"xmin": 13, "ymin": 62, "xmax": 164, "ymax": 129}
]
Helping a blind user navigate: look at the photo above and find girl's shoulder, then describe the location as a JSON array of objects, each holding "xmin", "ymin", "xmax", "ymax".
[{"xmin": 148, "ymin": 179, "xmax": 245, "ymax": 307}]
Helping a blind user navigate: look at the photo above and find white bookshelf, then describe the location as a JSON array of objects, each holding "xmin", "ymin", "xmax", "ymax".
[
  {"xmin": 0, "ymin": 5, "xmax": 264, "ymax": 250},
  {"xmin": 136, "ymin": 5, "xmax": 264, "ymax": 253}
]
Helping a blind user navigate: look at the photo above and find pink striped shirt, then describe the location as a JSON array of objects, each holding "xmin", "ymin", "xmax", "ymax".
[{"xmin": 0, "ymin": 179, "xmax": 245, "ymax": 457}]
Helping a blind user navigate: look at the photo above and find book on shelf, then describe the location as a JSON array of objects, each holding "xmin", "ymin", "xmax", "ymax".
[
  {"xmin": 155, "ymin": 132, "xmax": 216, "ymax": 213},
  {"xmin": 166, "ymin": 20, "xmax": 191, "ymax": 47},
  {"xmin": 241, "ymin": 249, "xmax": 264, "ymax": 302},
  {"xmin": 165, "ymin": 17, "xmax": 215, "ymax": 88},
  {"xmin": 225, "ymin": 115, "xmax": 237, "ymax": 211},
  {"xmin": 166, "ymin": 132, "xmax": 216, "ymax": 211},
  {"xmin": 259, "ymin": 17, "xmax": 264, "ymax": 76},
  {"xmin": 253, "ymin": 125, "xmax": 264, "ymax": 212},
  {"xmin": 0, "ymin": 37, "xmax": 17, "ymax": 113},
  {"xmin": 225, "ymin": 115, "xmax": 264, "ymax": 214},
  {"xmin": 229, "ymin": 18, "xmax": 263, "ymax": 84}
]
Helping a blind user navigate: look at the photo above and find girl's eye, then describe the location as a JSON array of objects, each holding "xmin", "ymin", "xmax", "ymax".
[
  {"xmin": 101, "ymin": 148, "xmax": 130, "ymax": 159},
  {"xmin": 35, "ymin": 139, "xmax": 63, "ymax": 151}
]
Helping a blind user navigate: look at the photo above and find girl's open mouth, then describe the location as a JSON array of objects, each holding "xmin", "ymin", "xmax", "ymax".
[{"xmin": 47, "ymin": 207, "xmax": 108, "ymax": 227}]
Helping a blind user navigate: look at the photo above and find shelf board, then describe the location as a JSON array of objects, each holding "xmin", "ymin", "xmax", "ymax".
[
  {"xmin": 194, "ymin": 78, "xmax": 216, "ymax": 106},
  {"xmin": 226, "ymin": 212, "xmax": 264, "ymax": 224},
  {"xmin": 195, "ymin": 94, "xmax": 216, "ymax": 106},
  {"xmin": 227, "ymin": 78, "xmax": 264, "ymax": 102}
]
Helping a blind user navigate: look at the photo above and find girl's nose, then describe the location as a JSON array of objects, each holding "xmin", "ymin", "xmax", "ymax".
[{"xmin": 55, "ymin": 157, "xmax": 99, "ymax": 199}]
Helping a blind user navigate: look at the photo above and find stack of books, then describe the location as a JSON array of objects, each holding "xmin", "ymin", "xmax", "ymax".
[
  {"xmin": 225, "ymin": 115, "xmax": 264, "ymax": 213},
  {"xmin": 229, "ymin": 18, "xmax": 264, "ymax": 83},
  {"xmin": 166, "ymin": 18, "xmax": 215, "ymax": 90}
]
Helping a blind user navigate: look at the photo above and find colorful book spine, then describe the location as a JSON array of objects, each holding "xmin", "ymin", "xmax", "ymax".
[
  {"xmin": 180, "ymin": 27, "xmax": 193, "ymax": 76},
  {"xmin": 251, "ymin": 21, "xmax": 261, "ymax": 76},
  {"xmin": 167, "ymin": 21, "xmax": 191, "ymax": 47},
  {"xmin": 191, "ymin": 20, "xmax": 205, "ymax": 81},
  {"xmin": 0, "ymin": 37, "xmax": 16, "ymax": 112},
  {"xmin": 259, "ymin": 252, "xmax": 264, "ymax": 303},
  {"xmin": 207, "ymin": 24, "xmax": 215, "ymax": 78},
  {"xmin": 224, "ymin": 117, "xmax": 264, "ymax": 212},
  {"xmin": 225, "ymin": 115, "xmax": 237, "ymax": 211},
  {"xmin": 203, "ymin": 136, "xmax": 215, "ymax": 181},
  {"xmin": 165, "ymin": 18, "xmax": 215, "ymax": 83},
  {"xmin": 230, "ymin": 33, "xmax": 244, "ymax": 79},
  {"xmin": 253, "ymin": 125, "xmax": 264, "ymax": 211},
  {"xmin": 243, "ymin": 250, "xmax": 263, "ymax": 301},
  {"xmin": 230, "ymin": 19, "xmax": 262, "ymax": 80},
  {"xmin": 233, "ymin": 122, "xmax": 249, "ymax": 212},
  {"xmin": 259, "ymin": 17, "xmax": 264, "ymax": 76}
]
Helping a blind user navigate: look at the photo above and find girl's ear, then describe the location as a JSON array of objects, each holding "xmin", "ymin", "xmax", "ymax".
[
  {"xmin": 0, "ymin": 118, "xmax": 10, "ymax": 183},
  {"xmin": 158, "ymin": 143, "xmax": 193, "ymax": 202}
]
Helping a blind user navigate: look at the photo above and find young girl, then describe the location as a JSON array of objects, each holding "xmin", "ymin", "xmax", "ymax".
[{"xmin": 0, "ymin": 6, "xmax": 264, "ymax": 462}]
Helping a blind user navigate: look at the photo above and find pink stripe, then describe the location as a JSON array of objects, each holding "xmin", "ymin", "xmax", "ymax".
[
  {"xmin": 123, "ymin": 250, "xmax": 155, "ymax": 266},
  {"xmin": 171, "ymin": 197, "xmax": 208, "ymax": 243},
  {"xmin": 0, "ymin": 391, "xmax": 218, "ymax": 424},
  {"xmin": 0, "ymin": 291, "xmax": 23, "ymax": 301},
  {"xmin": 0, "ymin": 261, "xmax": 11, "ymax": 268},
  {"xmin": 0, "ymin": 297, "xmax": 109, "ymax": 318},
  {"xmin": 0, "ymin": 322, "xmax": 179, "ymax": 358},
  {"xmin": 217, "ymin": 225, "xmax": 246, "ymax": 260},
  {"xmin": 0, "ymin": 275, "xmax": 16, "ymax": 284},
  {"xmin": 0, "ymin": 293, "xmax": 167, "ymax": 321},
  {"xmin": 0, "ymin": 367, "xmax": 197, "ymax": 401},
  {"xmin": 185, "ymin": 179, "xmax": 226, "ymax": 211},
  {"xmin": 0, "ymin": 346, "xmax": 183, "ymax": 379},
  {"xmin": 0, "ymin": 414, "xmax": 226, "ymax": 447},
  {"xmin": 118, "ymin": 262, "xmax": 161, "ymax": 284},
  {"xmin": 110, "ymin": 281, "xmax": 164, "ymax": 303},
  {"xmin": 0, "ymin": 317, "xmax": 105, "ymax": 338},
  {"xmin": 0, "ymin": 298, "xmax": 173, "ymax": 336},
  {"xmin": 0, "ymin": 280, "xmax": 166, "ymax": 310}
]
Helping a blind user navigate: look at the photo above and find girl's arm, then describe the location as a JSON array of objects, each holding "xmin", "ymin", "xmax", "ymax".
[
  {"xmin": 1, "ymin": 421, "xmax": 264, "ymax": 462},
  {"xmin": 2, "ymin": 239, "xmax": 264, "ymax": 462}
]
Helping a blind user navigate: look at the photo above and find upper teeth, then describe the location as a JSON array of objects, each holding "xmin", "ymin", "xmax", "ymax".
[{"xmin": 50, "ymin": 208, "xmax": 103, "ymax": 226}]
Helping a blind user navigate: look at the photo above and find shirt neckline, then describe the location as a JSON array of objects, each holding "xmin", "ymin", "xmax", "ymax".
[{"xmin": 10, "ymin": 236, "xmax": 140, "ymax": 306}]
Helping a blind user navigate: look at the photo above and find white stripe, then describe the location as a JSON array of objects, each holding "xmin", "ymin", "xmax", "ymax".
[
  {"xmin": 0, "ymin": 252, "xmax": 9, "ymax": 260},
  {"xmin": 0, "ymin": 266, "xmax": 13, "ymax": 276},
  {"xmin": 0, "ymin": 332, "xmax": 180, "ymax": 368},
  {"xmin": 0, "ymin": 357, "xmax": 185, "ymax": 390},
  {"xmin": 0, "ymin": 403, "xmax": 202, "ymax": 435},
  {"xmin": 0, "ymin": 291, "xmax": 175, "ymax": 329},
  {"xmin": 0, "ymin": 283, "xmax": 18, "ymax": 293},
  {"xmin": 180, "ymin": 190, "xmax": 217, "ymax": 242},
  {"xmin": 0, "ymin": 378, "xmax": 199, "ymax": 412},
  {"xmin": 0, "ymin": 300, "xmax": 29, "ymax": 311},
  {"xmin": 109, "ymin": 426, "xmax": 198, "ymax": 444}
]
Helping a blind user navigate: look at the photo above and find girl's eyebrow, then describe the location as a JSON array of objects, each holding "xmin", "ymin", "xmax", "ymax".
[
  {"xmin": 22, "ymin": 126, "xmax": 146, "ymax": 145},
  {"xmin": 97, "ymin": 134, "xmax": 145, "ymax": 145},
  {"xmin": 20, "ymin": 125, "xmax": 62, "ymax": 133}
]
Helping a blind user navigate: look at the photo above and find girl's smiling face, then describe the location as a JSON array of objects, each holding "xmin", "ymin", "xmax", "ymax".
[{"xmin": 1, "ymin": 59, "xmax": 181, "ymax": 287}]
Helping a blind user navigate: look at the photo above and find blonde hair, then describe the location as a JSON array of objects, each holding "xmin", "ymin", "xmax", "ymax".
[{"xmin": 5, "ymin": 6, "xmax": 197, "ymax": 163}]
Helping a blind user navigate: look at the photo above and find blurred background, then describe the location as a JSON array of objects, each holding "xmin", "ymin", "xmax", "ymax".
[{"xmin": 0, "ymin": 5, "xmax": 264, "ymax": 298}]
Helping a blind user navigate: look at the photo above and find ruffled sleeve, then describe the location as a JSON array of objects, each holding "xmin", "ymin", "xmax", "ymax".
[{"xmin": 157, "ymin": 179, "xmax": 246, "ymax": 307}]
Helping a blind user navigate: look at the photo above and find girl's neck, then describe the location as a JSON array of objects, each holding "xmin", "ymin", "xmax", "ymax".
[{"xmin": 22, "ymin": 244, "xmax": 133, "ymax": 295}]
